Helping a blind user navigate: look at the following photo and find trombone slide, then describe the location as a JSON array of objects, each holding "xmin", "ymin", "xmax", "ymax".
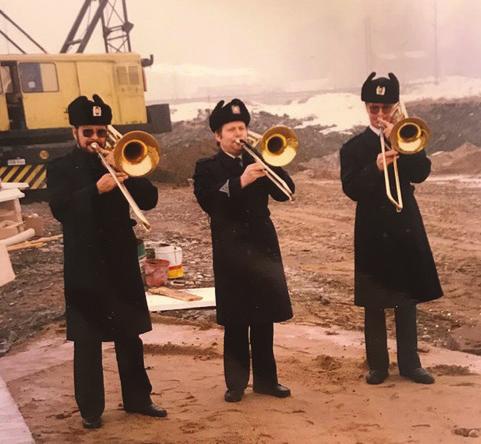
[
  {"xmin": 380, "ymin": 133, "xmax": 403, "ymax": 212},
  {"xmin": 92, "ymin": 142, "xmax": 151, "ymax": 231},
  {"xmin": 379, "ymin": 100, "xmax": 430, "ymax": 213},
  {"xmin": 237, "ymin": 138, "xmax": 295, "ymax": 201}
]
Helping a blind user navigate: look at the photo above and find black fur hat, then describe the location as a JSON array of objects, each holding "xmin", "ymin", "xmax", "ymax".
[
  {"xmin": 67, "ymin": 94, "xmax": 112, "ymax": 126},
  {"xmin": 361, "ymin": 72, "xmax": 400, "ymax": 103},
  {"xmin": 209, "ymin": 98, "xmax": 250, "ymax": 132}
]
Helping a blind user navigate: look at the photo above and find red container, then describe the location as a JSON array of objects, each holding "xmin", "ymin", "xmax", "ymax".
[{"xmin": 143, "ymin": 258, "xmax": 170, "ymax": 288}]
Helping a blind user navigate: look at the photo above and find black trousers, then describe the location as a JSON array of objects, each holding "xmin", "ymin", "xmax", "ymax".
[
  {"xmin": 74, "ymin": 336, "xmax": 152, "ymax": 419},
  {"xmin": 223, "ymin": 323, "xmax": 278, "ymax": 391},
  {"xmin": 364, "ymin": 305, "xmax": 421, "ymax": 373}
]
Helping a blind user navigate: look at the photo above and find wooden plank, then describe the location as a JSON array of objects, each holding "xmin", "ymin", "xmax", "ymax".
[
  {"xmin": 35, "ymin": 234, "xmax": 63, "ymax": 243},
  {"xmin": 5, "ymin": 234, "xmax": 62, "ymax": 251},
  {"xmin": 7, "ymin": 241, "xmax": 46, "ymax": 252},
  {"xmin": 148, "ymin": 286, "xmax": 203, "ymax": 302}
]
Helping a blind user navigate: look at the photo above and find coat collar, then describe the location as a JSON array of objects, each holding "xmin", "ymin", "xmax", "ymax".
[
  {"xmin": 365, "ymin": 126, "xmax": 383, "ymax": 143},
  {"xmin": 368, "ymin": 124, "xmax": 382, "ymax": 136},
  {"xmin": 217, "ymin": 149, "xmax": 251, "ymax": 171}
]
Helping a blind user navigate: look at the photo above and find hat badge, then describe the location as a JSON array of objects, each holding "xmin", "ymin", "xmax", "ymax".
[
  {"xmin": 92, "ymin": 105, "xmax": 102, "ymax": 117},
  {"xmin": 231, "ymin": 105, "xmax": 241, "ymax": 114},
  {"xmin": 376, "ymin": 86, "xmax": 386, "ymax": 96}
]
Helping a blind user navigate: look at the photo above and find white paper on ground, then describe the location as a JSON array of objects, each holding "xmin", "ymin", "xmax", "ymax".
[{"xmin": 146, "ymin": 287, "xmax": 216, "ymax": 312}]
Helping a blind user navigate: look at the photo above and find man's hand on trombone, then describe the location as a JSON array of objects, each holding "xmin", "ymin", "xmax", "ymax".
[
  {"xmin": 91, "ymin": 144, "xmax": 118, "ymax": 170},
  {"xmin": 240, "ymin": 161, "xmax": 267, "ymax": 188},
  {"xmin": 96, "ymin": 171, "xmax": 128, "ymax": 194},
  {"xmin": 376, "ymin": 150, "xmax": 399, "ymax": 172},
  {"xmin": 378, "ymin": 117, "xmax": 394, "ymax": 139},
  {"xmin": 90, "ymin": 143, "xmax": 129, "ymax": 194},
  {"xmin": 376, "ymin": 117, "xmax": 399, "ymax": 172}
]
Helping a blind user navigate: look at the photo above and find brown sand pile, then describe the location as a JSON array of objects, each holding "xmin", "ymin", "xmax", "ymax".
[
  {"xmin": 297, "ymin": 151, "xmax": 340, "ymax": 179},
  {"xmin": 431, "ymin": 143, "xmax": 481, "ymax": 175}
]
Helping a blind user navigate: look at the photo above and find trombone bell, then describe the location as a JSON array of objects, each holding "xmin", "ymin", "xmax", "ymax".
[
  {"xmin": 390, "ymin": 117, "xmax": 430, "ymax": 155},
  {"xmin": 113, "ymin": 130, "xmax": 160, "ymax": 177},
  {"xmin": 239, "ymin": 125, "xmax": 298, "ymax": 200},
  {"xmin": 380, "ymin": 101, "xmax": 431, "ymax": 213},
  {"xmin": 256, "ymin": 125, "xmax": 299, "ymax": 167}
]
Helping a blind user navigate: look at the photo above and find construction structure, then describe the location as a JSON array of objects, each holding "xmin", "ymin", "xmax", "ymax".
[{"xmin": 0, "ymin": 1, "xmax": 170, "ymax": 193}]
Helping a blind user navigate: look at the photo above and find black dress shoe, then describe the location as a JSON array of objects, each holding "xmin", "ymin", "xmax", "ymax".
[
  {"xmin": 224, "ymin": 389, "xmax": 244, "ymax": 402},
  {"xmin": 126, "ymin": 403, "xmax": 168, "ymax": 417},
  {"xmin": 366, "ymin": 370, "xmax": 388, "ymax": 385},
  {"xmin": 400, "ymin": 368, "xmax": 435, "ymax": 384},
  {"xmin": 82, "ymin": 417, "xmax": 102, "ymax": 429},
  {"xmin": 253, "ymin": 384, "xmax": 291, "ymax": 398}
]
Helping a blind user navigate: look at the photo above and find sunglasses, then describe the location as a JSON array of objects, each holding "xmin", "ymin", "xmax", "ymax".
[
  {"xmin": 367, "ymin": 105, "xmax": 394, "ymax": 114},
  {"xmin": 81, "ymin": 128, "xmax": 108, "ymax": 138}
]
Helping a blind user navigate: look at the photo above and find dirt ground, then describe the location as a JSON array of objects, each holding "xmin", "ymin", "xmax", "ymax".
[
  {"xmin": 2, "ymin": 172, "xmax": 480, "ymax": 355},
  {"xmin": 1, "ymin": 95, "xmax": 481, "ymax": 442},
  {"xmin": 0, "ymin": 171, "xmax": 481, "ymax": 442}
]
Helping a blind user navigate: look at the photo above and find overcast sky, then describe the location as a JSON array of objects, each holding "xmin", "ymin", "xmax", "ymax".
[{"xmin": 0, "ymin": 0, "xmax": 480, "ymax": 99}]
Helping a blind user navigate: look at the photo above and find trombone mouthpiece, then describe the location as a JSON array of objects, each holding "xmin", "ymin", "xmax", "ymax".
[{"xmin": 237, "ymin": 138, "xmax": 253, "ymax": 148}]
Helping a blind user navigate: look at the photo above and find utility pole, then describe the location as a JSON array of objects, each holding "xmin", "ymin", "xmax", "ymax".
[
  {"xmin": 364, "ymin": 16, "xmax": 373, "ymax": 74},
  {"xmin": 433, "ymin": 0, "xmax": 439, "ymax": 84}
]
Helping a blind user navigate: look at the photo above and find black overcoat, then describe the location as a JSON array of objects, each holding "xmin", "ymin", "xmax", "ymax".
[
  {"xmin": 340, "ymin": 127, "xmax": 443, "ymax": 308},
  {"xmin": 193, "ymin": 150, "xmax": 294, "ymax": 325},
  {"xmin": 47, "ymin": 146, "xmax": 158, "ymax": 341}
]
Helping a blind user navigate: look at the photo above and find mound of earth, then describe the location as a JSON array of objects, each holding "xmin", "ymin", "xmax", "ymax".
[
  {"xmin": 153, "ymin": 110, "xmax": 348, "ymax": 184},
  {"xmin": 297, "ymin": 151, "xmax": 340, "ymax": 179},
  {"xmin": 431, "ymin": 142, "xmax": 481, "ymax": 175},
  {"xmin": 152, "ymin": 98, "xmax": 481, "ymax": 184}
]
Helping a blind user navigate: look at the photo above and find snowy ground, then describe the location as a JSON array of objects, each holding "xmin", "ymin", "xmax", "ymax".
[{"xmin": 168, "ymin": 76, "xmax": 481, "ymax": 133}]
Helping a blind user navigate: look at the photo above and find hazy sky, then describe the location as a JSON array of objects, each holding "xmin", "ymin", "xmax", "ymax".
[{"xmin": 0, "ymin": 0, "xmax": 479, "ymax": 99}]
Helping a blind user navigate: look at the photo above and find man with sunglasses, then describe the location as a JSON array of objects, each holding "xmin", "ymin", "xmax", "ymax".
[
  {"xmin": 340, "ymin": 73, "xmax": 443, "ymax": 386},
  {"xmin": 47, "ymin": 95, "xmax": 166, "ymax": 429}
]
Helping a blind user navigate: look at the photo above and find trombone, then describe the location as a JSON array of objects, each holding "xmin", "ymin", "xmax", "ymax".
[
  {"xmin": 236, "ymin": 125, "xmax": 298, "ymax": 201},
  {"xmin": 92, "ymin": 125, "xmax": 160, "ymax": 231},
  {"xmin": 379, "ymin": 101, "xmax": 430, "ymax": 212}
]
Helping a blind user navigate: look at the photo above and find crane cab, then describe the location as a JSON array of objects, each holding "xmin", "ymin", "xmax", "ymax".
[
  {"xmin": 0, "ymin": 52, "xmax": 170, "ymax": 191},
  {"xmin": 0, "ymin": 52, "xmax": 150, "ymax": 131}
]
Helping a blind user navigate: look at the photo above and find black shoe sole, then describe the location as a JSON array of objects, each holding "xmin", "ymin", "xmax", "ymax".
[
  {"xmin": 400, "ymin": 374, "xmax": 435, "ymax": 384},
  {"xmin": 82, "ymin": 419, "xmax": 102, "ymax": 429},
  {"xmin": 125, "ymin": 409, "xmax": 168, "ymax": 417},
  {"xmin": 253, "ymin": 388, "xmax": 291, "ymax": 398},
  {"xmin": 224, "ymin": 391, "xmax": 244, "ymax": 402}
]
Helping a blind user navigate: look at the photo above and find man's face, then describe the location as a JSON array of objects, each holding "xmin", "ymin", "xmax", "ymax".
[
  {"xmin": 365, "ymin": 102, "xmax": 396, "ymax": 128},
  {"xmin": 73, "ymin": 125, "xmax": 108, "ymax": 152},
  {"xmin": 215, "ymin": 121, "xmax": 247, "ymax": 156}
]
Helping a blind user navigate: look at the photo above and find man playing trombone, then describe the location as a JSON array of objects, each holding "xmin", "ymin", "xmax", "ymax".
[
  {"xmin": 193, "ymin": 99, "xmax": 294, "ymax": 402},
  {"xmin": 340, "ymin": 73, "xmax": 443, "ymax": 385},
  {"xmin": 47, "ymin": 95, "xmax": 166, "ymax": 429}
]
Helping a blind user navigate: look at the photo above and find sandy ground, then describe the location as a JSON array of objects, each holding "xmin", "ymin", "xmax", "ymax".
[
  {"xmin": 0, "ymin": 172, "xmax": 480, "ymax": 443},
  {"xmin": 2, "ymin": 318, "xmax": 481, "ymax": 444}
]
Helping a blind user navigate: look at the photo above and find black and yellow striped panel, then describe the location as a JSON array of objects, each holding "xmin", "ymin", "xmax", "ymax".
[{"xmin": 0, "ymin": 164, "xmax": 47, "ymax": 190}]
